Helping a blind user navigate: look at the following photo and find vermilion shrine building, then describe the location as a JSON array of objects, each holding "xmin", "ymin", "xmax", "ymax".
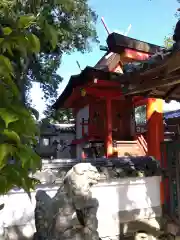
[
  {"xmin": 53, "ymin": 21, "xmax": 180, "ymax": 229},
  {"xmin": 53, "ymin": 33, "xmax": 164, "ymax": 161}
]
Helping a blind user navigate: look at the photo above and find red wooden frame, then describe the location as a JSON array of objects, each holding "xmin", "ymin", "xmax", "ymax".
[{"xmin": 124, "ymin": 49, "xmax": 150, "ymax": 61}]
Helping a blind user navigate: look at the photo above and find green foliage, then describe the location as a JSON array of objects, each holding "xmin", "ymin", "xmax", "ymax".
[
  {"xmin": 0, "ymin": 9, "xmax": 52, "ymax": 195},
  {"xmin": 0, "ymin": 0, "xmax": 97, "ymax": 196},
  {"xmin": 0, "ymin": 103, "xmax": 41, "ymax": 195},
  {"xmin": 164, "ymin": 36, "xmax": 174, "ymax": 48},
  {"xmin": 164, "ymin": 0, "xmax": 180, "ymax": 48},
  {"xmin": 0, "ymin": 0, "xmax": 98, "ymax": 107},
  {"xmin": 43, "ymin": 105, "xmax": 74, "ymax": 124},
  {"xmin": 53, "ymin": 108, "xmax": 74, "ymax": 124}
]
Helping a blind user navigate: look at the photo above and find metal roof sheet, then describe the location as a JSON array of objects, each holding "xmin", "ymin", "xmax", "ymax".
[{"xmin": 164, "ymin": 109, "xmax": 180, "ymax": 120}]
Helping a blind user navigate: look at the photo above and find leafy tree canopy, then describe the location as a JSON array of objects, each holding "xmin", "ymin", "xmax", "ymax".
[
  {"xmin": 43, "ymin": 105, "xmax": 74, "ymax": 124},
  {"xmin": 0, "ymin": 0, "xmax": 98, "ymax": 196},
  {"xmin": 0, "ymin": 0, "xmax": 98, "ymax": 104},
  {"xmin": 164, "ymin": 36, "xmax": 174, "ymax": 48}
]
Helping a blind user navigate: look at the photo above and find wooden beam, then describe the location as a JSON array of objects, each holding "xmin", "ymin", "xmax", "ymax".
[
  {"xmin": 124, "ymin": 75, "xmax": 180, "ymax": 96},
  {"xmin": 165, "ymin": 50, "xmax": 180, "ymax": 74},
  {"xmin": 123, "ymin": 49, "xmax": 150, "ymax": 61},
  {"xmin": 105, "ymin": 99, "xmax": 113, "ymax": 157},
  {"xmin": 121, "ymin": 51, "xmax": 180, "ymax": 86},
  {"xmin": 92, "ymin": 79, "xmax": 121, "ymax": 87},
  {"xmin": 164, "ymin": 85, "xmax": 179, "ymax": 101},
  {"xmin": 133, "ymin": 98, "xmax": 148, "ymax": 107},
  {"xmin": 85, "ymin": 87, "xmax": 122, "ymax": 99},
  {"xmin": 128, "ymin": 65, "xmax": 167, "ymax": 85}
]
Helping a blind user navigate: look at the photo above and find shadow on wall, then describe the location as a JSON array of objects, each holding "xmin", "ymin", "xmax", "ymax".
[
  {"xmin": 3, "ymin": 224, "xmax": 35, "ymax": 240},
  {"xmin": 119, "ymin": 219, "xmax": 162, "ymax": 239},
  {"xmin": 117, "ymin": 176, "xmax": 162, "ymax": 240}
]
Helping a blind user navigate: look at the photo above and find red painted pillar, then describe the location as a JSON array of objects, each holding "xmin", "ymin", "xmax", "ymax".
[
  {"xmin": 105, "ymin": 99, "xmax": 113, "ymax": 158},
  {"xmin": 147, "ymin": 98, "xmax": 164, "ymax": 160},
  {"xmin": 146, "ymin": 98, "xmax": 164, "ymax": 204}
]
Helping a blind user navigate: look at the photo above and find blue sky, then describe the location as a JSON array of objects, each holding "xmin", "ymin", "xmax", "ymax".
[{"xmin": 30, "ymin": 0, "xmax": 180, "ymax": 118}]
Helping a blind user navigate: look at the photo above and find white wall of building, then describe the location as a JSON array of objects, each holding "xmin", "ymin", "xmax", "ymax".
[{"xmin": 38, "ymin": 132, "xmax": 75, "ymax": 159}]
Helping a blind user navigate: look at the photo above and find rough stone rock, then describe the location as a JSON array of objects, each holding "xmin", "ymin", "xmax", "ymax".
[{"xmin": 34, "ymin": 163, "xmax": 100, "ymax": 240}]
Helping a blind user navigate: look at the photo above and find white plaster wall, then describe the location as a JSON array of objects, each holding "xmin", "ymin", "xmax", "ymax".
[
  {"xmin": 0, "ymin": 176, "xmax": 161, "ymax": 239},
  {"xmin": 76, "ymin": 105, "xmax": 89, "ymax": 158},
  {"xmin": 42, "ymin": 133, "xmax": 75, "ymax": 147},
  {"xmin": 38, "ymin": 132, "xmax": 75, "ymax": 158},
  {"xmin": 50, "ymin": 133, "xmax": 75, "ymax": 158},
  {"xmin": 92, "ymin": 176, "xmax": 161, "ymax": 237}
]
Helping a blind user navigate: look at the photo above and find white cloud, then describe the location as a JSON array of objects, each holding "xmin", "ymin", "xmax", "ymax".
[{"xmin": 163, "ymin": 100, "xmax": 180, "ymax": 112}]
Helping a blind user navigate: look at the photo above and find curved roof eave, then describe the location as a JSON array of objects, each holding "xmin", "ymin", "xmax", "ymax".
[{"xmin": 52, "ymin": 66, "xmax": 94, "ymax": 109}]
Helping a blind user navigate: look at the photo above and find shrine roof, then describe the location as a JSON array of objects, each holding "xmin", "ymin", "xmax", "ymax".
[
  {"xmin": 116, "ymin": 44, "xmax": 180, "ymax": 101},
  {"xmin": 107, "ymin": 32, "xmax": 163, "ymax": 54},
  {"xmin": 95, "ymin": 52, "xmax": 121, "ymax": 71},
  {"xmin": 53, "ymin": 66, "xmax": 122, "ymax": 109},
  {"xmin": 53, "ymin": 30, "xmax": 180, "ymax": 110}
]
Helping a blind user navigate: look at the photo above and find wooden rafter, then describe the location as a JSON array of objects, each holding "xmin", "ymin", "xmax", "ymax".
[
  {"xmin": 124, "ymin": 75, "xmax": 180, "ymax": 97},
  {"xmin": 117, "ymin": 48, "xmax": 180, "ymax": 100},
  {"xmin": 164, "ymin": 85, "xmax": 179, "ymax": 101}
]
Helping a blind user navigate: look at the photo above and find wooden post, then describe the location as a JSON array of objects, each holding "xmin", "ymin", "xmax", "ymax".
[
  {"xmin": 105, "ymin": 99, "xmax": 113, "ymax": 157},
  {"xmin": 147, "ymin": 98, "xmax": 164, "ymax": 160},
  {"xmin": 146, "ymin": 98, "xmax": 164, "ymax": 204},
  {"xmin": 81, "ymin": 118, "xmax": 84, "ymax": 137}
]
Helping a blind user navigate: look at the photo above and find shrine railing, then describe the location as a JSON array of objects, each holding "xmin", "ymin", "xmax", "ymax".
[{"xmin": 137, "ymin": 134, "xmax": 148, "ymax": 155}]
